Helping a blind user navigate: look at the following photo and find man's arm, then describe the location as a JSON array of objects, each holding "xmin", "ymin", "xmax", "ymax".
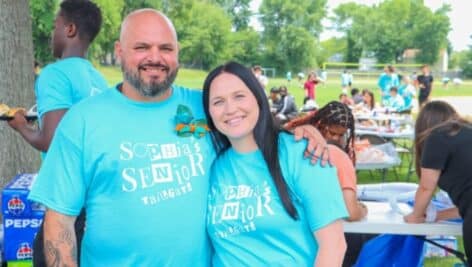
[
  {"xmin": 8, "ymin": 109, "xmax": 67, "ymax": 152},
  {"xmin": 43, "ymin": 209, "xmax": 78, "ymax": 267}
]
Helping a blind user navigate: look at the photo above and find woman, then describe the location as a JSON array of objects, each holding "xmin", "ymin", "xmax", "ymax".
[
  {"xmin": 404, "ymin": 101, "xmax": 471, "ymax": 266},
  {"xmin": 286, "ymin": 102, "xmax": 370, "ymax": 267},
  {"xmin": 203, "ymin": 62, "xmax": 347, "ymax": 266},
  {"xmin": 361, "ymin": 89, "xmax": 375, "ymax": 111},
  {"xmin": 304, "ymin": 72, "xmax": 320, "ymax": 100},
  {"xmin": 286, "ymin": 101, "xmax": 366, "ymax": 221}
]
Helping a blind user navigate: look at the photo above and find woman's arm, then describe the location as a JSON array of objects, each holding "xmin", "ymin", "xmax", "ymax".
[
  {"xmin": 342, "ymin": 189, "xmax": 368, "ymax": 221},
  {"xmin": 436, "ymin": 207, "xmax": 460, "ymax": 221},
  {"xmin": 404, "ymin": 167, "xmax": 440, "ymax": 223},
  {"xmin": 313, "ymin": 220, "xmax": 346, "ymax": 267}
]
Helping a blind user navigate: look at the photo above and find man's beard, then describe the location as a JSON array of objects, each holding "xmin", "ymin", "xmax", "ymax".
[{"xmin": 122, "ymin": 62, "xmax": 178, "ymax": 98}]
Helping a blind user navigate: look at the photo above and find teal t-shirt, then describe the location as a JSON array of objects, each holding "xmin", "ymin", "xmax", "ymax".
[
  {"xmin": 398, "ymin": 84, "xmax": 415, "ymax": 110},
  {"xmin": 35, "ymin": 57, "xmax": 108, "ymax": 123},
  {"xmin": 207, "ymin": 132, "xmax": 348, "ymax": 266},
  {"xmin": 387, "ymin": 94, "xmax": 405, "ymax": 112},
  {"xmin": 29, "ymin": 85, "xmax": 215, "ymax": 266},
  {"xmin": 377, "ymin": 73, "xmax": 400, "ymax": 102}
]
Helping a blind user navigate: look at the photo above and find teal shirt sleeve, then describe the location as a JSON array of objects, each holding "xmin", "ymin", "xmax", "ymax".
[
  {"xmin": 35, "ymin": 65, "xmax": 73, "ymax": 120},
  {"xmin": 28, "ymin": 109, "xmax": 86, "ymax": 216},
  {"xmin": 280, "ymin": 134, "xmax": 348, "ymax": 232}
]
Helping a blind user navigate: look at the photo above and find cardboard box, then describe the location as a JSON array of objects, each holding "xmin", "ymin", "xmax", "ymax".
[
  {"xmin": 2, "ymin": 173, "xmax": 44, "ymax": 261},
  {"xmin": 3, "ymin": 213, "xmax": 43, "ymax": 261},
  {"xmin": 2, "ymin": 174, "xmax": 45, "ymax": 217},
  {"xmin": 424, "ymin": 235, "xmax": 458, "ymax": 258}
]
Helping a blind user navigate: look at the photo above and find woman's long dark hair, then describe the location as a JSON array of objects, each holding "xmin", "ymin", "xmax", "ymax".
[
  {"xmin": 415, "ymin": 101, "xmax": 470, "ymax": 178},
  {"xmin": 363, "ymin": 89, "xmax": 375, "ymax": 110},
  {"xmin": 203, "ymin": 61, "xmax": 298, "ymax": 219}
]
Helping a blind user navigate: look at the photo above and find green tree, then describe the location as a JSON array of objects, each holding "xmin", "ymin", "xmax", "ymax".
[
  {"xmin": 411, "ymin": 4, "xmax": 451, "ymax": 64},
  {"xmin": 332, "ymin": 2, "xmax": 370, "ymax": 63},
  {"xmin": 29, "ymin": 0, "xmax": 57, "ymax": 64},
  {"xmin": 332, "ymin": 0, "xmax": 450, "ymax": 65},
  {"xmin": 461, "ymin": 36, "xmax": 472, "ymax": 78},
  {"xmin": 121, "ymin": 0, "xmax": 163, "ymax": 18},
  {"xmin": 0, "ymin": 0, "xmax": 40, "ymax": 186},
  {"xmin": 92, "ymin": 0, "xmax": 125, "ymax": 64},
  {"xmin": 318, "ymin": 37, "xmax": 347, "ymax": 65},
  {"xmin": 171, "ymin": 1, "xmax": 233, "ymax": 69},
  {"xmin": 213, "ymin": 0, "xmax": 252, "ymax": 30},
  {"xmin": 259, "ymin": 0, "xmax": 327, "ymax": 72},
  {"xmin": 229, "ymin": 28, "xmax": 262, "ymax": 66}
]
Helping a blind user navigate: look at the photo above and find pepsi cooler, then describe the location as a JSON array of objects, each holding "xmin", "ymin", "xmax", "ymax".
[
  {"xmin": 2, "ymin": 173, "xmax": 44, "ymax": 261},
  {"xmin": 2, "ymin": 174, "xmax": 44, "ymax": 217}
]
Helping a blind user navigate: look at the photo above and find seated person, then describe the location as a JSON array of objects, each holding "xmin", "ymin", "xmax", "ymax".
[
  {"xmin": 351, "ymin": 88, "xmax": 363, "ymax": 104},
  {"xmin": 286, "ymin": 101, "xmax": 367, "ymax": 221},
  {"xmin": 398, "ymin": 76, "xmax": 416, "ymax": 112},
  {"xmin": 274, "ymin": 86, "xmax": 298, "ymax": 123},
  {"xmin": 339, "ymin": 93, "xmax": 354, "ymax": 106},
  {"xmin": 286, "ymin": 101, "xmax": 369, "ymax": 266},
  {"xmin": 300, "ymin": 97, "xmax": 318, "ymax": 113},
  {"xmin": 386, "ymin": 87, "xmax": 405, "ymax": 112},
  {"xmin": 268, "ymin": 86, "xmax": 281, "ymax": 112}
]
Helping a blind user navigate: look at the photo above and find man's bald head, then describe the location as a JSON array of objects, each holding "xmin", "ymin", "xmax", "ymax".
[
  {"xmin": 115, "ymin": 9, "xmax": 180, "ymax": 101},
  {"xmin": 120, "ymin": 9, "xmax": 178, "ymax": 43}
]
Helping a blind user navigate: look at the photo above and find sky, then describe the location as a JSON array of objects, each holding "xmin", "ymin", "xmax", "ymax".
[{"xmin": 250, "ymin": 0, "xmax": 471, "ymax": 51}]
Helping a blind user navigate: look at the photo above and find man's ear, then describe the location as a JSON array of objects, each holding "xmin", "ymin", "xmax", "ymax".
[
  {"xmin": 65, "ymin": 23, "xmax": 77, "ymax": 38},
  {"xmin": 114, "ymin": 41, "xmax": 122, "ymax": 65}
]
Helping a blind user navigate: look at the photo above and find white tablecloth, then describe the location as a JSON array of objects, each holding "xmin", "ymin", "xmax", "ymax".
[{"xmin": 343, "ymin": 201, "xmax": 462, "ymax": 236}]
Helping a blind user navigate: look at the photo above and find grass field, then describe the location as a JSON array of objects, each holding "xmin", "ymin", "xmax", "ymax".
[
  {"xmin": 98, "ymin": 65, "xmax": 470, "ymax": 266},
  {"xmin": 98, "ymin": 65, "xmax": 472, "ymax": 106}
]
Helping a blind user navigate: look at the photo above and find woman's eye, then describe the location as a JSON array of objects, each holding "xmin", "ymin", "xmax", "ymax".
[{"xmin": 212, "ymin": 100, "xmax": 223, "ymax": 106}]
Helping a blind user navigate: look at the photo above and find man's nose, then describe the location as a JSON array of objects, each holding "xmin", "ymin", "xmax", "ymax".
[{"xmin": 148, "ymin": 46, "xmax": 162, "ymax": 62}]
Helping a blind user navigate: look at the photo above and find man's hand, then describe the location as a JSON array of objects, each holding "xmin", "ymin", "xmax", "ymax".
[
  {"xmin": 291, "ymin": 124, "xmax": 329, "ymax": 166},
  {"xmin": 7, "ymin": 109, "xmax": 30, "ymax": 131},
  {"xmin": 404, "ymin": 212, "xmax": 426, "ymax": 223}
]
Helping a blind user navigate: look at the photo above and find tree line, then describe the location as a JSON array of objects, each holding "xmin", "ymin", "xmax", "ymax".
[{"xmin": 31, "ymin": 0, "xmax": 452, "ymax": 74}]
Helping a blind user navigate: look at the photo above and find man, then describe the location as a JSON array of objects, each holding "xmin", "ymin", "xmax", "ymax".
[
  {"xmin": 275, "ymin": 86, "xmax": 298, "ymax": 124},
  {"xmin": 9, "ymin": 1, "xmax": 107, "ymax": 153},
  {"xmin": 350, "ymin": 88, "xmax": 363, "ymax": 105},
  {"xmin": 268, "ymin": 86, "xmax": 281, "ymax": 112},
  {"xmin": 28, "ymin": 9, "xmax": 327, "ymax": 266},
  {"xmin": 415, "ymin": 64, "xmax": 434, "ymax": 107},
  {"xmin": 8, "ymin": 1, "xmax": 107, "ymax": 266}
]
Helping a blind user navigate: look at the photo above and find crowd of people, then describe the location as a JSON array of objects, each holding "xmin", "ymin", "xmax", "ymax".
[{"xmin": 2, "ymin": 2, "xmax": 470, "ymax": 266}]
